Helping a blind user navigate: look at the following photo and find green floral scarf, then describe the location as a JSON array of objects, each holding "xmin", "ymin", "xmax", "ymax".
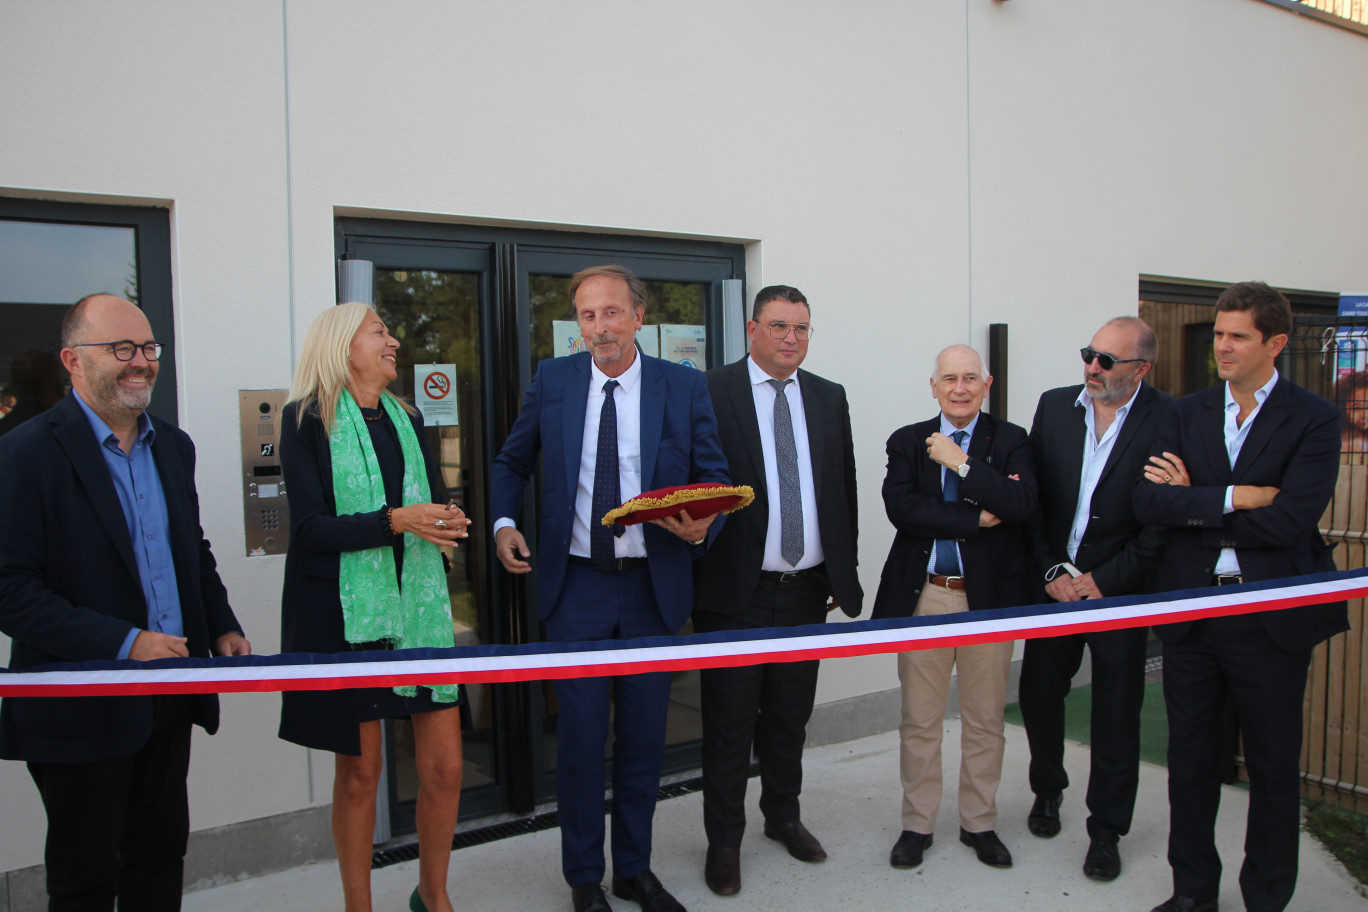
[{"xmin": 330, "ymin": 389, "xmax": 459, "ymax": 702}]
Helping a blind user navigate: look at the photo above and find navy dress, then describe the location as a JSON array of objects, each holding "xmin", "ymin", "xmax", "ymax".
[{"xmin": 277, "ymin": 400, "xmax": 461, "ymax": 756}]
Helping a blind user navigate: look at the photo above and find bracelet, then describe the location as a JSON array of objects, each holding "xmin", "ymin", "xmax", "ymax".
[{"xmin": 383, "ymin": 506, "xmax": 399, "ymax": 536}]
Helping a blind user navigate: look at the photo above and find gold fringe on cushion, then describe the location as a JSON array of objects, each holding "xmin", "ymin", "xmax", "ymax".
[{"xmin": 601, "ymin": 484, "xmax": 755, "ymax": 526}]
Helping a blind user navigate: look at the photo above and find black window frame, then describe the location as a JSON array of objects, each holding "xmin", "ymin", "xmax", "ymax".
[{"xmin": 0, "ymin": 197, "xmax": 177, "ymax": 423}]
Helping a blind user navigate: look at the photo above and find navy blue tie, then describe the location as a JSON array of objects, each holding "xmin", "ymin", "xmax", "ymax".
[
  {"xmin": 591, "ymin": 379, "xmax": 623, "ymax": 570},
  {"xmin": 933, "ymin": 430, "xmax": 968, "ymax": 576}
]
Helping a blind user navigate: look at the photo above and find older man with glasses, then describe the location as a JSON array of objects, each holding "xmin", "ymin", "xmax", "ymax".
[{"xmin": 1017, "ymin": 317, "xmax": 1172, "ymax": 882}]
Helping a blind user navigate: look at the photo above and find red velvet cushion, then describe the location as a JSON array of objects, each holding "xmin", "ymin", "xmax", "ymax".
[{"xmin": 602, "ymin": 483, "xmax": 755, "ymax": 526}]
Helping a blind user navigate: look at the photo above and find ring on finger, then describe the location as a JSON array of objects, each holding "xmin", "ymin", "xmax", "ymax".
[
  {"xmin": 1163, "ymin": 473, "xmax": 1173, "ymax": 483},
  {"xmin": 435, "ymin": 519, "xmax": 448, "ymax": 529}
]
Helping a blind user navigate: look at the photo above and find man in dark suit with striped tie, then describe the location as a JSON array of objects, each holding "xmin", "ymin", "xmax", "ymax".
[{"xmin": 692, "ymin": 285, "xmax": 863, "ymax": 895}]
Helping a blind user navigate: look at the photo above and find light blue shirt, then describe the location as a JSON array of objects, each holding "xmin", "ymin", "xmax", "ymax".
[
  {"xmin": 927, "ymin": 412, "xmax": 980, "ymax": 575},
  {"xmin": 1215, "ymin": 369, "xmax": 1280, "ymax": 576},
  {"xmin": 73, "ymin": 392, "xmax": 183, "ymax": 659},
  {"xmin": 1066, "ymin": 383, "xmax": 1143, "ymax": 562}
]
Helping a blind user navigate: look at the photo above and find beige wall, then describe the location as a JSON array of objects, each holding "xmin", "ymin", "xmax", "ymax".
[{"xmin": 0, "ymin": 0, "xmax": 1365, "ymax": 874}]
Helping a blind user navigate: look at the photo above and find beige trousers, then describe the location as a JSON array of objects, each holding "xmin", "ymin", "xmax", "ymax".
[{"xmin": 897, "ymin": 581, "xmax": 1014, "ymax": 834}]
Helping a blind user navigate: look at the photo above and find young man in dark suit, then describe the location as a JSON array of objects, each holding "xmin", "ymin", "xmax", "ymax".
[
  {"xmin": 1135, "ymin": 281, "xmax": 1347, "ymax": 912},
  {"xmin": 491, "ymin": 265, "xmax": 730, "ymax": 912},
  {"xmin": 692, "ymin": 285, "xmax": 862, "ymax": 896},
  {"xmin": 0, "ymin": 294, "xmax": 249, "ymax": 911},
  {"xmin": 873, "ymin": 344, "xmax": 1037, "ymax": 871},
  {"xmin": 1019, "ymin": 316, "xmax": 1172, "ymax": 882}
]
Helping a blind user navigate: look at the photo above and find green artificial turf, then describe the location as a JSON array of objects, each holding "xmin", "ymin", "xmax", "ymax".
[{"xmin": 1004, "ymin": 680, "xmax": 1169, "ymax": 767}]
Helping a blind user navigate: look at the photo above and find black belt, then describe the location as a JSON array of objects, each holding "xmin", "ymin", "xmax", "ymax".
[
  {"xmin": 1213, "ymin": 574, "xmax": 1244, "ymax": 586},
  {"xmin": 759, "ymin": 564, "xmax": 824, "ymax": 584},
  {"xmin": 568, "ymin": 555, "xmax": 649, "ymax": 572}
]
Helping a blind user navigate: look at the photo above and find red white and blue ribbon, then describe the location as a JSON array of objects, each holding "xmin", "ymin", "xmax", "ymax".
[{"xmin": 2, "ymin": 569, "xmax": 1365, "ymax": 698}]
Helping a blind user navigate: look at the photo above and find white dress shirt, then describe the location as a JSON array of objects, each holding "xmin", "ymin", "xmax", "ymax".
[
  {"xmin": 747, "ymin": 357, "xmax": 824, "ymax": 572},
  {"xmin": 1065, "ymin": 383, "xmax": 1143, "ymax": 562},
  {"xmin": 1215, "ymin": 369, "xmax": 1279, "ymax": 575},
  {"xmin": 926, "ymin": 411, "xmax": 980, "ymax": 575}
]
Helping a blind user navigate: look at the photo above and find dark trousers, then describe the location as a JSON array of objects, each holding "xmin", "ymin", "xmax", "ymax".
[
  {"xmin": 1018, "ymin": 625, "xmax": 1147, "ymax": 841},
  {"xmin": 1162, "ymin": 615, "xmax": 1311, "ymax": 912},
  {"xmin": 27, "ymin": 694, "xmax": 195, "ymax": 912},
  {"xmin": 546, "ymin": 562, "xmax": 674, "ymax": 887},
  {"xmin": 694, "ymin": 571, "xmax": 830, "ymax": 848}
]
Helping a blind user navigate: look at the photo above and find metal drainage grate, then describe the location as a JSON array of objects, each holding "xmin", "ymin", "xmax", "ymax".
[{"xmin": 372, "ymin": 762, "xmax": 760, "ymax": 870}]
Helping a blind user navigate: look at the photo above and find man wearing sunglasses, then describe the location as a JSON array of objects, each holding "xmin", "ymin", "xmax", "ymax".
[
  {"xmin": 0, "ymin": 293, "xmax": 248, "ymax": 911},
  {"xmin": 1018, "ymin": 317, "xmax": 1172, "ymax": 883},
  {"xmin": 692, "ymin": 285, "xmax": 862, "ymax": 895},
  {"xmin": 1135, "ymin": 282, "xmax": 1346, "ymax": 912}
]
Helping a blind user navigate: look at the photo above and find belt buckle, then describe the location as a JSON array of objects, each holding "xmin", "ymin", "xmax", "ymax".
[
  {"xmin": 1216, "ymin": 574, "xmax": 1244, "ymax": 586},
  {"xmin": 779, "ymin": 570, "xmax": 802, "ymax": 583}
]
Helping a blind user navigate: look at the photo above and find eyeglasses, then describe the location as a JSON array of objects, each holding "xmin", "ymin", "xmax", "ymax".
[
  {"xmin": 72, "ymin": 341, "xmax": 164, "ymax": 362},
  {"xmin": 1080, "ymin": 347, "xmax": 1144, "ymax": 371},
  {"xmin": 762, "ymin": 321, "xmax": 814, "ymax": 341}
]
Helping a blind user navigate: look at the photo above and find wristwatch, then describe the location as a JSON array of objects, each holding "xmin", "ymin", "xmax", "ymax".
[
  {"xmin": 689, "ymin": 536, "xmax": 706, "ymax": 546},
  {"xmin": 956, "ymin": 460, "xmax": 970, "ymax": 479}
]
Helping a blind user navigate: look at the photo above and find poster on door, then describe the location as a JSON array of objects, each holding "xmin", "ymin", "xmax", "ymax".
[
  {"xmin": 660, "ymin": 324, "xmax": 706, "ymax": 371},
  {"xmin": 414, "ymin": 364, "xmax": 459, "ymax": 426}
]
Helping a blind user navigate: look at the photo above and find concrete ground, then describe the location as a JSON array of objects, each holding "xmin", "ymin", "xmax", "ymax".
[{"xmin": 184, "ymin": 720, "xmax": 1367, "ymax": 912}]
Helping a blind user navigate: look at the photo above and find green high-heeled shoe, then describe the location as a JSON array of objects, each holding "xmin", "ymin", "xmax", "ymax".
[{"xmin": 409, "ymin": 887, "xmax": 428, "ymax": 912}]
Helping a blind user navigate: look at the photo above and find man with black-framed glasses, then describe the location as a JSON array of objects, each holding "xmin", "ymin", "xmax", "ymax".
[
  {"xmin": 1018, "ymin": 316, "xmax": 1172, "ymax": 883},
  {"xmin": 0, "ymin": 293, "xmax": 248, "ymax": 911}
]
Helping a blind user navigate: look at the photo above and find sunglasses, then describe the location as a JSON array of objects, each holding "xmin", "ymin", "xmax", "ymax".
[{"xmin": 1080, "ymin": 347, "xmax": 1145, "ymax": 371}]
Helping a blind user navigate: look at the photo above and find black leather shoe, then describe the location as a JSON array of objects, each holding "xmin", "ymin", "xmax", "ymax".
[
  {"xmin": 1027, "ymin": 792, "xmax": 1062, "ymax": 838},
  {"xmin": 959, "ymin": 828, "xmax": 1012, "ymax": 867},
  {"xmin": 763, "ymin": 819, "xmax": 827, "ymax": 862},
  {"xmin": 704, "ymin": 846, "xmax": 740, "ymax": 896},
  {"xmin": 1082, "ymin": 837, "xmax": 1121, "ymax": 881},
  {"xmin": 1150, "ymin": 896, "xmax": 1217, "ymax": 912},
  {"xmin": 572, "ymin": 883, "xmax": 613, "ymax": 912},
  {"xmin": 611, "ymin": 871, "xmax": 685, "ymax": 912},
  {"xmin": 889, "ymin": 830, "xmax": 933, "ymax": 869}
]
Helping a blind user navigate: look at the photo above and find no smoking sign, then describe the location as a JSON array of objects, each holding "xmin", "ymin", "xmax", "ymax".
[{"xmin": 414, "ymin": 363, "xmax": 459, "ymax": 426}]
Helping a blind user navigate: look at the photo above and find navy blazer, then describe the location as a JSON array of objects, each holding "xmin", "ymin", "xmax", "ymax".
[
  {"xmin": 872, "ymin": 411, "xmax": 1038, "ymax": 618},
  {"xmin": 0, "ymin": 393, "xmax": 241, "ymax": 763},
  {"xmin": 1132, "ymin": 377, "xmax": 1348, "ymax": 651},
  {"xmin": 693, "ymin": 358, "xmax": 862, "ymax": 619},
  {"xmin": 1028, "ymin": 383, "xmax": 1173, "ymax": 598},
  {"xmin": 490, "ymin": 352, "xmax": 730, "ymax": 632}
]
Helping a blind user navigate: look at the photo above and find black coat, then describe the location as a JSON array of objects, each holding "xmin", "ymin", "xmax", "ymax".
[
  {"xmin": 1027, "ymin": 383, "xmax": 1173, "ymax": 598},
  {"xmin": 693, "ymin": 359, "xmax": 863, "ymax": 619},
  {"xmin": 276, "ymin": 400, "xmax": 448, "ymax": 755},
  {"xmin": 0, "ymin": 393, "xmax": 241, "ymax": 762},
  {"xmin": 1132, "ymin": 377, "xmax": 1348, "ymax": 650},
  {"xmin": 872, "ymin": 411, "xmax": 1038, "ymax": 618}
]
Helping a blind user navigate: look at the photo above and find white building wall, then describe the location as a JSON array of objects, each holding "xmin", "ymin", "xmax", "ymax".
[{"xmin": 0, "ymin": 0, "xmax": 1364, "ymax": 878}]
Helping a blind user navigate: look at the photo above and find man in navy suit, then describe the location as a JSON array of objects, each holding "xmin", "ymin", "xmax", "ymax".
[
  {"xmin": 873, "ymin": 344, "xmax": 1037, "ymax": 871},
  {"xmin": 692, "ymin": 285, "xmax": 862, "ymax": 895},
  {"xmin": 491, "ymin": 265, "xmax": 729, "ymax": 912},
  {"xmin": 1019, "ymin": 317, "xmax": 1172, "ymax": 882},
  {"xmin": 1135, "ymin": 282, "xmax": 1347, "ymax": 912},
  {"xmin": 0, "ymin": 294, "xmax": 248, "ymax": 912}
]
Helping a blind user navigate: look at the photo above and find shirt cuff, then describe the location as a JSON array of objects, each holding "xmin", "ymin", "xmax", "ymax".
[
  {"xmin": 117, "ymin": 628, "xmax": 140, "ymax": 661},
  {"xmin": 493, "ymin": 517, "xmax": 516, "ymax": 536},
  {"xmin": 1223, "ymin": 486, "xmax": 1235, "ymax": 515}
]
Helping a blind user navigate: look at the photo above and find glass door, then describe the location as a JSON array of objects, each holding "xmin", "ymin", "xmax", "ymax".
[
  {"xmin": 338, "ymin": 219, "xmax": 745, "ymax": 831},
  {"xmin": 342, "ymin": 236, "xmax": 506, "ymax": 828}
]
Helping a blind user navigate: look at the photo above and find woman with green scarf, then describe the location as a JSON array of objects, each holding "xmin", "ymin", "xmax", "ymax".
[{"xmin": 278, "ymin": 302, "xmax": 471, "ymax": 912}]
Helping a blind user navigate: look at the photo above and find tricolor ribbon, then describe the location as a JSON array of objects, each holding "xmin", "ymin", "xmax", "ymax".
[{"xmin": 2, "ymin": 569, "xmax": 1365, "ymax": 698}]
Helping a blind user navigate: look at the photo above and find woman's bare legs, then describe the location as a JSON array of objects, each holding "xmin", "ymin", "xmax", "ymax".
[
  {"xmin": 333, "ymin": 720, "xmax": 383, "ymax": 912},
  {"xmin": 411, "ymin": 706, "xmax": 464, "ymax": 912}
]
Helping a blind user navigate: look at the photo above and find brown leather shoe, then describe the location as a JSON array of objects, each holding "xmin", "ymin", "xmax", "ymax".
[
  {"xmin": 763, "ymin": 819, "xmax": 827, "ymax": 862},
  {"xmin": 704, "ymin": 846, "xmax": 740, "ymax": 895}
]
